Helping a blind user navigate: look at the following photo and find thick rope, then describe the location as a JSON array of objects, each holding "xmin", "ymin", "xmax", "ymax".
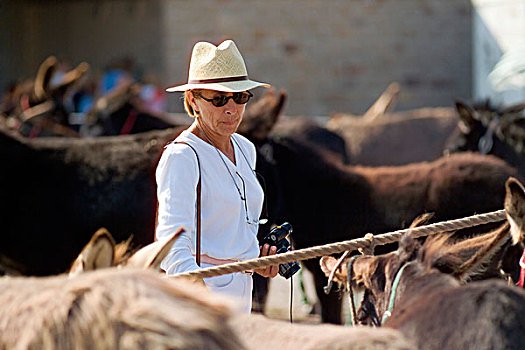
[{"xmin": 172, "ymin": 209, "xmax": 506, "ymax": 280}]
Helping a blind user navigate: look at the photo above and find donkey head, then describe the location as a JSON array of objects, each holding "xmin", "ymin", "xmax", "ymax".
[
  {"xmin": 445, "ymin": 100, "xmax": 525, "ymax": 156},
  {"xmin": 237, "ymin": 88, "xmax": 287, "ymax": 147},
  {"xmin": 321, "ymin": 234, "xmax": 421, "ymax": 326},
  {"xmin": 444, "ymin": 100, "xmax": 496, "ymax": 155}
]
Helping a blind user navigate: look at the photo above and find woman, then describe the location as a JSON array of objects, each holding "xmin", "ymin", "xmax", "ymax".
[{"xmin": 155, "ymin": 39, "xmax": 279, "ymax": 313}]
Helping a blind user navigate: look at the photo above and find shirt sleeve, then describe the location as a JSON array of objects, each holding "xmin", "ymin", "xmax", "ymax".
[{"xmin": 155, "ymin": 143, "xmax": 201, "ymax": 275}]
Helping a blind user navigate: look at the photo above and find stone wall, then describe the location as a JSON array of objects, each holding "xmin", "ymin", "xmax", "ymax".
[
  {"xmin": 0, "ymin": 0, "xmax": 472, "ymax": 116},
  {"xmin": 162, "ymin": 0, "xmax": 472, "ymax": 115}
]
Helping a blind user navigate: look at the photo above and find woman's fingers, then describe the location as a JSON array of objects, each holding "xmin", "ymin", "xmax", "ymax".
[
  {"xmin": 263, "ymin": 246, "xmax": 278, "ymax": 277},
  {"xmin": 255, "ymin": 245, "xmax": 279, "ymax": 277}
]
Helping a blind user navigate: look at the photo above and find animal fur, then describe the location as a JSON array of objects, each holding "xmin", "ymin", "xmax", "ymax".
[
  {"xmin": 0, "ymin": 269, "xmax": 243, "ymax": 350},
  {"xmin": 0, "ymin": 126, "xmax": 184, "ymax": 275},
  {"xmin": 229, "ymin": 313, "xmax": 415, "ymax": 350},
  {"xmin": 327, "ymin": 107, "xmax": 458, "ymax": 166}
]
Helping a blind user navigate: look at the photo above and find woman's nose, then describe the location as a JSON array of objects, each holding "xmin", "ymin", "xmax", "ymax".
[{"xmin": 223, "ymin": 98, "xmax": 236, "ymax": 114}]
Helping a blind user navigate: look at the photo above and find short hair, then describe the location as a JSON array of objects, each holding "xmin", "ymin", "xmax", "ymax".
[{"xmin": 183, "ymin": 90, "xmax": 200, "ymax": 118}]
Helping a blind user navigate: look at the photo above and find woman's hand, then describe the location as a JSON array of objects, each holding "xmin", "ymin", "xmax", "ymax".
[{"xmin": 254, "ymin": 244, "xmax": 279, "ymax": 278}]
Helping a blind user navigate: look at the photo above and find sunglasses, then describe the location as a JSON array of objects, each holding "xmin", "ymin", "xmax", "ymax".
[
  {"xmin": 235, "ymin": 171, "xmax": 268, "ymax": 226},
  {"xmin": 194, "ymin": 91, "xmax": 253, "ymax": 107}
]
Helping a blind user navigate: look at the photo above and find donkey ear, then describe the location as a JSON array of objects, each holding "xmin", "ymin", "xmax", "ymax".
[
  {"xmin": 505, "ymin": 177, "xmax": 525, "ymax": 245},
  {"xmin": 454, "ymin": 223, "xmax": 513, "ymax": 282},
  {"xmin": 320, "ymin": 256, "xmax": 349, "ymax": 284},
  {"xmin": 320, "ymin": 256, "xmax": 338, "ymax": 277},
  {"xmin": 70, "ymin": 228, "xmax": 116, "ymax": 276},
  {"xmin": 34, "ymin": 56, "xmax": 57, "ymax": 100},
  {"xmin": 455, "ymin": 100, "xmax": 476, "ymax": 134},
  {"xmin": 126, "ymin": 227, "xmax": 183, "ymax": 269},
  {"xmin": 398, "ymin": 233, "xmax": 420, "ymax": 263}
]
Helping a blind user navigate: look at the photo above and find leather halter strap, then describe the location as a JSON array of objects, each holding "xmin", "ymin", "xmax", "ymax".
[{"xmin": 175, "ymin": 141, "xmax": 202, "ymax": 266}]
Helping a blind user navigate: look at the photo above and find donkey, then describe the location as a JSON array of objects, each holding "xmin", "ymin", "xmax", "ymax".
[
  {"xmin": 319, "ymin": 177, "xmax": 525, "ymax": 349},
  {"xmin": 444, "ymin": 100, "xmax": 525, "ymax": 176},
  {"xmin": 327, "ymin": 107, "xmax": 458, "ymax": 166},
  {"xmin": 263, "ymin": 128, "xmax": 519, "ymax": 323},
  {"xmin": 0, "ymin": 268, "xmax": 246, "ymax": 350},
  {"xmin": 0, "ymin": 125, "xmax": 186, "ymax": 275}
]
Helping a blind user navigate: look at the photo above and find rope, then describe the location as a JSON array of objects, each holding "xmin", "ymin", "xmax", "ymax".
[{"xmin": 171, "ymin": 209, "xmax": 506, "ymax": 280}]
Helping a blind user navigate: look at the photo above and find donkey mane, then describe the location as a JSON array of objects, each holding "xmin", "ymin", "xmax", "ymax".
[
  {"xmin": 418, "ymin": 234, "xmax": 465, "ymax": 274},
  {"xmin": 113, "ymin": 236, "xmax": 137, "ymax": 266},
  {"xmin": 414, "ymin": 221, "xmax": 511, "ymax": 281}
]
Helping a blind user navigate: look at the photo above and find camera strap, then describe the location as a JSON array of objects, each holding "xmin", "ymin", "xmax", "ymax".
[{"xmin": 175, "ymin": 141, "xmax": 202, "ymax": 266}]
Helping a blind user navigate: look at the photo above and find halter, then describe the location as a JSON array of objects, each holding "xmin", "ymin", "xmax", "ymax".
[
  {"xmin": 478, "ymin": 115, "xmax": 500, "ymax": 154},
  {"xmin": 381, "ymin": 261, "xmax": 412, "ymax": 325},
  {"xmin": 516, "ymin": 248, "xmax": 525, "ymax": 288},
  {"xmin": 477, "ymin": 112, "xmax": 525, "ymax": 155},
  {"xmin": 345, "ymin": 255, "xmax": 360, "ymax": 326}
]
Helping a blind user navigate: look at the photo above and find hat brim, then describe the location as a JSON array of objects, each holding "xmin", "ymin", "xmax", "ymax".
[{"xmin": 166, "ymin": 79, "xmax": 270, "ymax": 93}]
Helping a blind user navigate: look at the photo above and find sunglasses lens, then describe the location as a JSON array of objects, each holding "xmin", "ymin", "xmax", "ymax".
[
  {"xmin": 233, "ymin": 92, "xmax": 252, "ymax": 104},
  {"xmin": 200, "ymin": 91, "xmax": 252, "ymax": 107},
  {"xmin": 211, "ymin": 96, "xmax": 229, "ymax": 107}
]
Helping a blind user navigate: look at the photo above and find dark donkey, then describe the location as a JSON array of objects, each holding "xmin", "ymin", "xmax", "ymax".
[
  {"xmin": 444, "ymin": 100, "xmax": 525, "ymax": 176},
  {"xmin": 320, "ymin": 177, "xmax": 525, "ymax": 349},
  {"xmin": 0, "ymin": 125, "xmax": 185, "ymax": 275},
  {"xmin": 247, "ymin": 107, "xmax": 520, "ymax": 323}
]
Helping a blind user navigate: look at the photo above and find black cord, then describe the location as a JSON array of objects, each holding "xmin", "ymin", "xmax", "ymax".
[{"xmin": 290, "ymin": 275, "xmax": 294, "ymax": 323}]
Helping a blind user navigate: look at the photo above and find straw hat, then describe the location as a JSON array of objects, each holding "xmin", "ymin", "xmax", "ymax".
[{"xmin": 166, "ymin": 40, "xmax": 270, "ymax": 93}]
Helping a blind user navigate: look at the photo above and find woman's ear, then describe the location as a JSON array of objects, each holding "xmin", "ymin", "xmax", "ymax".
[{"xmin": 188, "ymin": 92, "xmax": 199, "ymax": 113}]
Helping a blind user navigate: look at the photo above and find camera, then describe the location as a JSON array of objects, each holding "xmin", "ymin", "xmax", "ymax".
[{"xmin": 260, "ymin": 222, "xmax": 301, "ymax": 279}]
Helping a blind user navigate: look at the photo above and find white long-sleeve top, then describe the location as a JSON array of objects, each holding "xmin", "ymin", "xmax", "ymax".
[{"xmin": 155, "ymin": 130, "xmax": 264, "ymax": 275}]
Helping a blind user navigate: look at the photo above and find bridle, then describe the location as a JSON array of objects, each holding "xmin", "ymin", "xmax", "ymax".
[
  {"xmin": 478, "ymin": 115, "xmax": 500, "ymax": 154},
  {"xmin": 475, "ymin": 110, "xmax": 525, "ymax": 155},
  {"xmin": 381, "ymin": 261, "xmax": 412, "ymax": 325},
  {"xmin": 343, "ymin": 259, "xmax": 412, "ymax": 327},
  {"xmin": 345, "ymin": 255, "xmax": 360, "ymax": 325}
]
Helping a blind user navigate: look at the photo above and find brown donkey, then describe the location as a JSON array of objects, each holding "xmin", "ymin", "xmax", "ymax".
[{"xmin": 320, "ymin": 177, "xmax": 525, "ymax": 350}]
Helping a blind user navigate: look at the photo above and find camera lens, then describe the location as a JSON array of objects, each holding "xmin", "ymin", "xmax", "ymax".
[{"xmin": 280, "ymin": 261, "xmax": 301, "ymax": 279}]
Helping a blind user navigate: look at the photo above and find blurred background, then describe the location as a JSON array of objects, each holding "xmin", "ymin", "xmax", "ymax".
[{"xmin": 1, "ymin": 0, "xmax": 523, "ymax": 118}]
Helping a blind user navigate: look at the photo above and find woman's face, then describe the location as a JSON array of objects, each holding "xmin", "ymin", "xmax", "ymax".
[{"xmin": 189, "ymin": 89, "xmax": 247, "ymax": 137}]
